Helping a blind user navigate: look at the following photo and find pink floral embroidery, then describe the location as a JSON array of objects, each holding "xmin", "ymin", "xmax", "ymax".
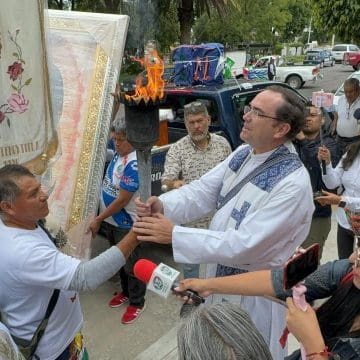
[
  {"xmin": 7, "ymin": 93, "xmax": 29, "ymax": 114},
  {"xmin": 0, "ymin": 29, "xmax": 31, "ymax": 127},
  {"xmin": 0, "ymin": 111, "xmax": 5, "ymax": 124},
  {"xmin": 7, "ymin": 61, "xmax": 24, "ymax": 81}
]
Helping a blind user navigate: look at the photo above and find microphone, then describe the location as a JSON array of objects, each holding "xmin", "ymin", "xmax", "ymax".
[
  {"xmin": 354, "ymin": 108, "xmax": 360, "ymax": 121},
  {"xmin": 134, "ymin": 259, "xmax": 205, "ymax": 306}
]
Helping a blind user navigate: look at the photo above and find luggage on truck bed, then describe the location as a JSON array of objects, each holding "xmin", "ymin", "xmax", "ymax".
[{"xmin": 172, "ymin": 43, "xmax": 224, "ymax": 86}]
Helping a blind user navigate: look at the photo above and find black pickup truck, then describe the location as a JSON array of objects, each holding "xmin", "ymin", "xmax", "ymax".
[{"xmin": 150, "ymin": 79, "xmax": 307, "ymax": 195}]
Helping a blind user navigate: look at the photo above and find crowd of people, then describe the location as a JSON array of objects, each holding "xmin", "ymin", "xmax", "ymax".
[{"xmin": 0, "ymin": 76, "xmax": 360, "ymax": 360}]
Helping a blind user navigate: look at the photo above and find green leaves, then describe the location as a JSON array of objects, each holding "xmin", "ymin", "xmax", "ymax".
[{"xmin": 312, "ymin": 0, "xmax": 360, "ymax": 43}]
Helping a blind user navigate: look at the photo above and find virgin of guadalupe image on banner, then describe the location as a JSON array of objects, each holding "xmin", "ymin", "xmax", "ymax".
[
  {"xmin": 45, "ymin": 10, "xmax": 128, "ymax": 259},
  {"xmin": 0, "ymin": 0, "xmax": 58, "ymax": 174}
]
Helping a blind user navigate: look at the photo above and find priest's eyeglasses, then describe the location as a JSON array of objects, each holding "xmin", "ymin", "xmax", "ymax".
[{"xmin": 244, "ymin": 105, "xmax": 281, "ymax": 121}]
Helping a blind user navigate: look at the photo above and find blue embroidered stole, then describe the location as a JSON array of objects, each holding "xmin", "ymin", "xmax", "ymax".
[{"xmin": 216, "ymin": 145, "xmax": 302, "ymax": 277}]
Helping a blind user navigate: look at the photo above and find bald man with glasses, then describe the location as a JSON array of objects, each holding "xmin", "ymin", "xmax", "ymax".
[{"xmin": 134, "ymin": 85, "xmax": 314, "ymax": 359}]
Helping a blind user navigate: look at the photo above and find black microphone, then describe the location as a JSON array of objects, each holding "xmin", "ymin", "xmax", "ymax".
[{"xmin": 354, "ymin": 108, "xmax": 360, "ymax": 120}]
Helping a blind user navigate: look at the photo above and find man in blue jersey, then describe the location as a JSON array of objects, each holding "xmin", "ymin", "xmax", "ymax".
[{"xmin": 89, "ymin": 116, "xmax": 146, "ymax": 324}]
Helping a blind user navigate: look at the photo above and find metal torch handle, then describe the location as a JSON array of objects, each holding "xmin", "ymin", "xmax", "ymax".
[
  {"xmin": 136, "ymin": 149, "xmax": 152, "ymax": 203},
  {"xmin": 321, "ymin": 160, "xmax": 327, "ymax": 175}
]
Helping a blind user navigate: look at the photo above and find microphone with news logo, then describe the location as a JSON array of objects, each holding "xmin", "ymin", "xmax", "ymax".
[{"xmin": 133, "ymin": 259, "xmax": 205, "ymax": 306}]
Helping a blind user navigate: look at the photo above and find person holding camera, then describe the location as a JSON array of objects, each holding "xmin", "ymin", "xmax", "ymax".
[
  {"xmin": 293, "ymin": 104, "xmax": 340, "ymax": 258},
  {"xmin": 176, "ymin": 249, "xmax": 360, "ymax": 359}
]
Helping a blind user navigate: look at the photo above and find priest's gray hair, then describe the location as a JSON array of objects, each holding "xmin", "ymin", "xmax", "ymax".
[{"xmin": 177, "ymin": 302, "xmax": 272, "ymax": 360}]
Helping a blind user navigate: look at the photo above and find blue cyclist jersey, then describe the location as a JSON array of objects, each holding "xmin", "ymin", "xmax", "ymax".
[{"xmin": 100, "ymin": 151, "xmax": 139, "ymax": 229}]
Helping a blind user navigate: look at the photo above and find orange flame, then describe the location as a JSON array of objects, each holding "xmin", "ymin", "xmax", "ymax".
[{"xmin": 125, "ymin": 48, "xmax": 165, "ymax": 103}]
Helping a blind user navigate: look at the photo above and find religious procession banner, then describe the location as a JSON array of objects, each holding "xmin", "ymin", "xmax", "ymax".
[
  {"xmin": 44, "ymin": 10, "xmax": 128, "ymax": 258},
  {"xmin": 0, "ymin": 0, "xmax": 57, "ymax": 173},
  {"xmin": 1, "ymin": 3, "xmax": 129, "ymax": 259}
]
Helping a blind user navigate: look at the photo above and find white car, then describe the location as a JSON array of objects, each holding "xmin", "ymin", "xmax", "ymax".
[
  {"xmin": 333, "ymin": 70, "xmax": 360, "ymax": 106},
  {"xmin": 331, "ymin": 44, "xmax": 359, "ymax": 63}
]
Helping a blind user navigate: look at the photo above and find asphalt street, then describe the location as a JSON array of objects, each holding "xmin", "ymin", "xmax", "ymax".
[
  {"xmin": 80, "ymin": 64, "xmax": 354, "ymax": 359},
  {"xmin": 298, "ymin": 63, "xmax": 353, "ymax": 98}
]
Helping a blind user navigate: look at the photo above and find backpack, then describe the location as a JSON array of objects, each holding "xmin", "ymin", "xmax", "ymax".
[{"xmin": 172, "ymin": 45, "xmax": 195, "ymax": 86}]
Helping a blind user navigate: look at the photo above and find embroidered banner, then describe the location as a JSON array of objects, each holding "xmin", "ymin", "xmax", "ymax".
[
  {"xmin": 44, "ymin": 10, "xmax": 128, "ymax": 258},
  {"xmin": 0, "ymin": 0, "xmax": 57, "ymax": 173},
  {"xmin": 1, "ymin": 3, "xmax": 129, "ymax": 259}
]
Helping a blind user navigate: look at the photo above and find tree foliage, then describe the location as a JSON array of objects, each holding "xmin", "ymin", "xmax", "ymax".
[
  {"xmin": 153, "ymin": 1, "xmax": 180, "ymax": 53},
  {"xmin": 193, "ymin": 0, "xmax": 292, "ymax": 48},
  {"xmin": 282, "ymin": 0, "xmax": 311, "ymax": 42},
  {"xmin": 312, "ymin": 0, "xmax": 360, "ymax": 43}
]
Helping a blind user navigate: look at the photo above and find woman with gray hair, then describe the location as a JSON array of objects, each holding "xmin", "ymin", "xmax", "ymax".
[{"xmin": 177, "ymin": 302, "xmax": 272, "ymax": 360}]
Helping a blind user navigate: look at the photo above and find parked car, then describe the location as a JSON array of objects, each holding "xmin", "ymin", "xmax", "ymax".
[
  {"xmin": 331, "ymin": 44, "xmax": 360, "ymax": 63},
  {"xmin": 303, "ymin": 49, "xmax": 334, "ymax": 67},
  {"xmin": 343, "ymin": 51, "xmax": 360, "ymax": 71},
  {"xmin": 333, "ymin": 70, "xmax": 360, "ymax": 106}
]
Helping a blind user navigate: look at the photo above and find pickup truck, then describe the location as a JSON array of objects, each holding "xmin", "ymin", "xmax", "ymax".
[
  {"xmin": 242, "ymin": 56, "xmax": 321, "ymax": 89},
  {"xmin": 343, "ymin": 51, "xmax": 360, "ymax": 71},
  {"xmin": 150, "ymin": 79, "xmax": 307, "ymax": 195}
]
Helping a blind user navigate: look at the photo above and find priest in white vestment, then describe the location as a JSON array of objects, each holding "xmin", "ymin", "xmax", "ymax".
[{"xmin": 134, "ymin": 86, "xmax": 315, "ymax": 359}]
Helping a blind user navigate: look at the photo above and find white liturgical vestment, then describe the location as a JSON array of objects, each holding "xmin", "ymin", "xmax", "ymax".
[{"xmin": 160, "ymin": 142, "xmax": 314, "ymax": 359}]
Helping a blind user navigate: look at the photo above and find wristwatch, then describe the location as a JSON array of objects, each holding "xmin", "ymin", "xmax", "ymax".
[{"xmin": 338, "ymin": 197, "xmax": 346, "ymax": 208}]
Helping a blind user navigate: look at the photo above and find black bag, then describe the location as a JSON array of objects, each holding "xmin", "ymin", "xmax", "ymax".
[{"xmin": 11, "ymin": 289, "xmax": 60, "ymax": 360}]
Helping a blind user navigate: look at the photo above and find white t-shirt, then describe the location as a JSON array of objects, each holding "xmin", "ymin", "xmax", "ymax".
[
  {"xmin": 0, "ymin": 221, "xmax": 82, "ymax": 360},
  {"xmin": 336, "ymin": 95, "xmax": 360, "ymax": 137}
]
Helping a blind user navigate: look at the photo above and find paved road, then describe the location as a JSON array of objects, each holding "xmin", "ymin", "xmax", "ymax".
[
  {"xmin": 298, "ymin": 63, "xmax": 353, "ymax": 99},
  {"xmin": 81, "ymin": 65, "xmax": 355, "ymax": 359}
]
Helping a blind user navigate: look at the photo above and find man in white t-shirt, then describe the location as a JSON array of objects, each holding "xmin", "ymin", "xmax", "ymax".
[
  {"xmin": 0, "ymin": 165, "xmax": 139, "ymax": 360},
  {"xmin": 333, "ymin": 78, "xmax": 360, "ymax": 155}
]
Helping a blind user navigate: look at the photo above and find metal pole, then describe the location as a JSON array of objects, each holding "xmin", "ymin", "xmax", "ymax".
[
  {"xmin": 307, "ymin": 17, "xmax": 312, "ymax": 44},
  {"xmin": 136, "ymin": 149, "xmax": 152, "ymax": 202}
]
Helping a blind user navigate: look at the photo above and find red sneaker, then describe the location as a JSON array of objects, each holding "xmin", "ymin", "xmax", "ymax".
[
  {"xmin": 121, "ymin": 305, "xmax": 146, "ymax": 324},
  {"xmin": 108, "ymin": 292, "xmax": 129, "ymax": 308}
]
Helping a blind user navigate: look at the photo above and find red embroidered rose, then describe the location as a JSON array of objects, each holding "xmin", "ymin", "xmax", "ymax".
[
  {"xmin": 7, "ymin": 61, "xmax": 24, "ymax": 81},
  {"xmin": 7, "ymin": 93, "xmax": 29, "ymax": 114},
  {"xmin": 0, "ymin": 111, "xmax": 5, "ymax": 124}
]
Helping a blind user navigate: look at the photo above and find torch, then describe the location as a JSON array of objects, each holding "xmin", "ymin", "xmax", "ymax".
[
  {"xmin": 122, "ymin": 42, "xmax": 164, "ymax": 202},
  {"xmin": 124, "ymin": 100, "xmax": 159, "ymax": 202}
]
